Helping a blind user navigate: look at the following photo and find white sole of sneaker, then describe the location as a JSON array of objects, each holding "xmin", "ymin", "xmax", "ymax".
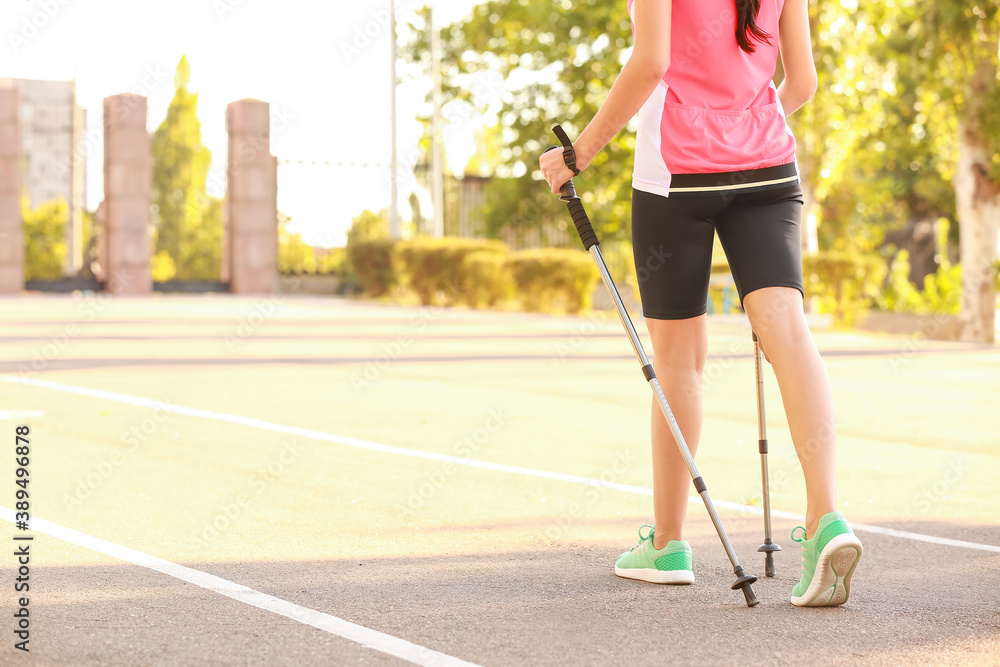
[
  {"xmin": 614, "ymin": 567, "xmax": 695, "ymax": 585},
  {"xmin": 790, "ymin": 533, "xmax": 863, "ymax": 607}
]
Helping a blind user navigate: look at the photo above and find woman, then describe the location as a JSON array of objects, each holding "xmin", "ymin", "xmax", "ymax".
[{"xmin": 540, "ymin": 0, "xmax": 863, "ymax": 607}]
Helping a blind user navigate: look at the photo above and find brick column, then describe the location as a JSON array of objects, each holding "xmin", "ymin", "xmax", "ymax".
[
  {"xmin": 225, "ymin": 99, "xmax": 277, "ymax": 295},
  {"xmin": 102, "ymin": 94, "xmax": 152, "ymax": 294},
  {"xmin": 0, "ymin": 88, "xmax": 23, "ymax": 294}
]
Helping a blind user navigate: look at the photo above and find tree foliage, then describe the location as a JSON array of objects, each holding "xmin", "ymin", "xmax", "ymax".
[
  {"xmin": 405, "ymin": 0, "xmax": 996, "ymax": 322},
  {"xmin": 924, "ymin": 1, "xmax": 1000, "ymax": 176},
  {"xmin": 405, "ymin": 1, "xmax": 636, "ymax": 242},
  {"xmin": 278, "ymin": 213, "xmax": 317, "ymax": 275},
  {"xmin": 151, "ymin": 55, "xmax": 223, "ymax": 281},
  {"xmin": 794, "ymin": 1, "xmax": 959, "ymax": 254},
  {"xmin": 347, "ymin": 208, "xmax": 390, "ymax": 245},
  {"xmin": 22, "ymin": 198, "xmax": 68, "ymax": 281}
]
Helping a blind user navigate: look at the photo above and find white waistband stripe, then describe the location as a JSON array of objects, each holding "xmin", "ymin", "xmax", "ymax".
[{"xmin": 670, "ymin": 174, "xmax": 800, "ymax": 193}]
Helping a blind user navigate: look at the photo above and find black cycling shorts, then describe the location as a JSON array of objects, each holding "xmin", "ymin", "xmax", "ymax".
[{"xmin": 631, "ymin": 183, "xmax": 804, "ymax": 320}]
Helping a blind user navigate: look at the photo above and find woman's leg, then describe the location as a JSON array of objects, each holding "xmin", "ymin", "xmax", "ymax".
[
  {"xmin": 630, "ymin": 188, "xmax": 721, "ymax": 551},
  {"xmin": 645, "ymin": 314, "xmax": 708, "ymax": 549},
  {"xmin": 743, "ymin": 286, "xmax": 837, "ymax": 538}
]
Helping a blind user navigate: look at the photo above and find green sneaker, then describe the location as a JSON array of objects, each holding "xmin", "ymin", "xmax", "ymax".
[
  {"xmin": 614, "ymin": 524, "xmax": 694, "ymax": 584},
  {"xmin": 790, "ymin": 511, "xmax": 863, "ymax": 607}
]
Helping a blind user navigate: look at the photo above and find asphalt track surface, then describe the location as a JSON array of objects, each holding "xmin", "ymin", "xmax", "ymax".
[{"xmin": 1, "ymin": 295, "xmax": 998, "ymax": 666}]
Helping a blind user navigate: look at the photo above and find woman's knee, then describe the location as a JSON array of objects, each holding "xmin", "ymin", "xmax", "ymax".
[
  {"xmin": 646, "ymin": 314, "xmax": 708, "ymax": 373},
  {"xmin": 744, "ymin": 287, "xmax": 809, "ymax": 350}
]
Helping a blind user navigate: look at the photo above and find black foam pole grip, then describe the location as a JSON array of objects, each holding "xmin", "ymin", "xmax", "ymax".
[
  {"xmin": 566, "ymin": 198, "xmax": 599, "ymax": 250},
  {"xmin": 553, "ymin": 125, "xmax": 573, "ymax": 149}
]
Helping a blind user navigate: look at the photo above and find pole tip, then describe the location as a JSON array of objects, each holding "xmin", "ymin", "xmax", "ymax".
[
  {"xmin": 741, "ymin": 582, "xmax": 760, "ymax": 607},
  {"xmin": 732, "ymin": 570, "xmax": 759, "ymax": 607}
]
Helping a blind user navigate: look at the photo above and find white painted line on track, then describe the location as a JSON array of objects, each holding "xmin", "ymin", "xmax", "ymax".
[
  {"xmin": 0, "ymin": 410, "xmax": 44, "ymax": 420},
  {"xmin": 6, "ymin": 375, "xmax": 1000, "ymax": 554},
  {"xmin": 0, "ymin": 508, "xmax": 481, "ymax": 667},
  {"xmin": 705, "ymin": 500, "xmax": 1000, "ymax": 553}
]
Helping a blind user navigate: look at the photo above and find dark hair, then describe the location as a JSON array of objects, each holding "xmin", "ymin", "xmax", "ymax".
[{"xmin": 735, "ymin": 0, "xmax": 772, "ymax": 53}]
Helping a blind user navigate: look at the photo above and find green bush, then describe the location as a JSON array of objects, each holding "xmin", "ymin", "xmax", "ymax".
[
  {"xmin": 347, "ymin": 233, "xmax": 607, "ymax": 315},
  {"xmin": 151, "ymin": 250, "xmax": 177, "ymax": 282},
  {"xmin": 877, "ymin": 220, "xmax": 962, "ymax": 316},
  {"xmin": 393, "ymin": 238, "xmax": 507, "ymax": 306},
  {"xmin": 878, "ymin": 250, "xmax": 924, "ymax": 313},
  {"xmin": 462, "ymin": 249, "xmax": 514, "ymax": 309},
  {"xmin": 507, "ymin": 248, "xmax": 600, "ymax": 314},
  {"xmin": 347, "ymin": 209, "xmax": 389, "ymax": 245},
  {"xmin": 803, "ymin": 250, "xmax": 887, "ymax": 326},
  {"xmin": 317, "ymin": 247, "xmax": 348, "ymax": 276},
  {"xmin": 347, "ymin": 239, "xmax": 397, "ymax": 296},
  {"xmin": 278, "ymin": 219, "xmax": 316, "ymax": 276},
  {"xmin": 919, "ymin": 262, "xmax": 962, "ymax": 314},
  {"xmin": 23, "ymin": 198, "xmax": 68, "ymax": 280}
]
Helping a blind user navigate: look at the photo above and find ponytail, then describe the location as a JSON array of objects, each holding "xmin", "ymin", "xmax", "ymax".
[{"xmin": 735, "ymin": 0, "xmax": 772, "ymax": 54}]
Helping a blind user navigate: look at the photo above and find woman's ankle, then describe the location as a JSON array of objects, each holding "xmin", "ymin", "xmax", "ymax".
[
  {"xmin": 805, "ymin": 505, "xmax": 837, "ymax": 538},
  {"xmin": 652, "ymin": 529, "xmax": 683, "ymax": 550}
]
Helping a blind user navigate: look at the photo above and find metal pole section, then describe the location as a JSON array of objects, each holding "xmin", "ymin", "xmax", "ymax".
[
  {"xmin": 589, "ymin": 245, "xmax": 742, "ymax": 569},
  {"xmin": 760, "ymin": 456, "xmax": 773, "ymax": 541},
  {"xmin": 389, "ymin": 0, "xmax": 401, "ymax": 239},
  {"xmin": 755, "ymin": 336, "xmax": 772, "ymax": 544},
  {"xmin": 430, "ymin": 5, "xmax": 445, "ymax": 238},
  {"xmin": 754, "ymin": 331, "xmax": 780, "ymax": 577}
]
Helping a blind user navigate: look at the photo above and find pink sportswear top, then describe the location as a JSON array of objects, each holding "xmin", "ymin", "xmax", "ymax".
[{"xmin": 627, "ymin": 0, "xmax": 798, "ymax": 197}]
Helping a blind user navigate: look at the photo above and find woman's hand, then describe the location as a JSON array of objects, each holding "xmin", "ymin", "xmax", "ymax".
[{"xmin": 539, "ymin": 148, "xmax": 578, "ymax": 195}]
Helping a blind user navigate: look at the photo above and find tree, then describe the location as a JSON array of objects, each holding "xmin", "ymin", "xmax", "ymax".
[
  {"xmin": 278, "ymin": 213, "xmax": 317, "ymax": 275},
  {"xmin": 927, "ymin": 3, "xmax": 1000, "ymax": 342},
  {"xmin": 404, "ymin": 2, "xmax": 636, "ymax": 242},
  {"xmin": 788, "ymin": 3, "xmax": 959, "ymax": 260},
  {"xmin": 347, "ymin": 209, "xmax": 390, "ymax": 245},
  {"xmin": 411, "ymin": 1, "xmax": 997, "ymax": 331},
  {"xmin": 151, "ymin": 56, "xmax": 223, "ymax": 281},
  {"xmin": 22, "ymin": 198, "xmax": 67, "ymax": 281},
  {"xmin": 408, "ymin": 192, "xmax": 426, "ymax": 236}
]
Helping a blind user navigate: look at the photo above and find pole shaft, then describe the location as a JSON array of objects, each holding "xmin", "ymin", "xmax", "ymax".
[
  {"xmin": 754, "ymin": 336, "xmax": 767, "ymax": 441},
  {"xmin": 389, "ymin": 0, "xmax": 400, "ymax": 239},
  {"xmin": 761, "ymin": 455, "xmax": 773, "ymax": 541},
  {"xmin": 430, "ymin": 5, "xmax": 444, "ymax": 238},
  {"xmin": 590, "ymin": 245, "xmax": 742, "ymax": 570},
  {"xmin": 754, "ymin": 336, "xmax": 773, "ymax": 543}
]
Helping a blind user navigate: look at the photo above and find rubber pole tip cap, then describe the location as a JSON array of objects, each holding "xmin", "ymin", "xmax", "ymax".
[
  {"xmin": 732, "ymin": 572, "xmax": 759, "ymax": 607},
  {"xmin": 740, "ymin": 582, "xmax": 760, "ymax": 607},
  {"xmin": 764, "ymin": 553, "xmax": 776, "ymax": 578}
]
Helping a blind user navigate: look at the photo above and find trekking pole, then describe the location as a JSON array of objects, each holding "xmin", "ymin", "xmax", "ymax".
[
  {"xmin": 544, "ymin": 125, "xmax": 759, "ymax": 607},
  {"xmin": 753, "ymin": 331, "xmax": 781, "ymax": 577}
]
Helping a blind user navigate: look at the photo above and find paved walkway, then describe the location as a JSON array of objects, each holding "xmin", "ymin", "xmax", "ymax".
[{"xmin": 1, "ymin": 296, "xmax": 997, "ymax": 665}]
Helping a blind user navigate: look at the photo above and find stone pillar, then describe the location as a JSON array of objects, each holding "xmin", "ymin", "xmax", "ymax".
[
  {"xmin": 102, "ymin": 94, "xmax": 152, "ymax": 294},
  {"xmin": 225, "ymin": 99, "xmax": 277, "ymax": 295},
  {"xmin": 0, "ymin": 87, "xmax": 23, "ymax": 294}
]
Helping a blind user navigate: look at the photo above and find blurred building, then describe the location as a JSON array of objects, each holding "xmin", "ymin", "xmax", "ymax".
[{"xmin": 0, "ymin": 77, "xmax": 88, "ymax": 276}]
